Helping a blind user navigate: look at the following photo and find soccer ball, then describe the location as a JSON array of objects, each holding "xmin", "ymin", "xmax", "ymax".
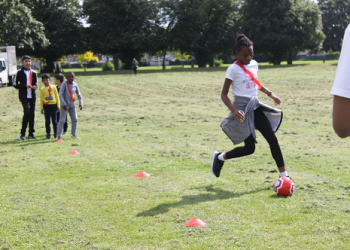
[{"xmin": 274, "ymin": 177, "xmax": 295, "ymax": 196}]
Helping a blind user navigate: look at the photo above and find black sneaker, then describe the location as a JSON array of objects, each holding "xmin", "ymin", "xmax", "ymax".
[
  {"xmin": 19, "ymin": 134, "xmax": 25, "ymax": 141},
  {"xmin": 211, "ymin": 151, "xmax": 224, "ymax": 177},
  {"xmin": 28, "ymin": 135, "xmax": 37, "ymax": 139},
  {"xmin": 46, "ymin": 135, "xmax": 51, "ymax": 140}
]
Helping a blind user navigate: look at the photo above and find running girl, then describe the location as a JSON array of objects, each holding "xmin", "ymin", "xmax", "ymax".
[{"xmin": 211, "ymin": 34, "xmax": 290, "ymax": 179}]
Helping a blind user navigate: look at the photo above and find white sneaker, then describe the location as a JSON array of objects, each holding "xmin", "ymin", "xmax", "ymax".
[
  {"xmin": 63, "ymin": 131, "xmax": 68, "ymax": 135},
  {"xmin": 19, "ymin": 134, "xmax": 25, "ymax": 141},
  {"xmin": 71, "ymin": 135, "xmax": 80, "ymax": 139}
]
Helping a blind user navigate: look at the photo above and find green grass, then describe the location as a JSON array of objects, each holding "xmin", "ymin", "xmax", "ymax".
[{"xmin": 1, "ymin": 61, "xmax": 350, "ymax": 249}]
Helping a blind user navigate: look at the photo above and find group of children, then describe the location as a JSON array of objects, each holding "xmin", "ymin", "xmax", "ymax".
[
  {"xmin": 13, "ymin": 27, "xmax": 350, "ymax": 181},
  {"xmin": 14, "ymin": 55, "xmax": 83, "ymax": 141}
]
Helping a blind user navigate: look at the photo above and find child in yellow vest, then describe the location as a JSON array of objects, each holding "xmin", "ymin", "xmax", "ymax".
[{"xmin": 40, "ymin": 73, "xmax": 60, "ymax": 139}]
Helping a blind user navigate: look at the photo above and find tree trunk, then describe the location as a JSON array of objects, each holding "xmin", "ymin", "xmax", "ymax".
[
  {"xmin": 287, "ymin": 52, "xmax": 293, "ymax": 65},
  {"xmin": 273, "ymin": 58, "xmax": 281, "ymax": 65},
  {"xmin": 45, "ymin": 57, "xmax": 55, "ymax": 73},
  {"xmin": 195, "ymin": 53, "xmax": 208, "ymax": 68},
  {"xmin": 209, "ymin": 54, "xmax": 214, "ymax": 67},
  {"xmin": 123, "ymin": 57, "xmax": 133, "ymax": 70},
  {"xmin": 112, "ymin": 54, "xmax": 119, "ymax": 70},
  {"xmin": 162, "ymin": 50, "xmax": 166, "ymax": 70}
]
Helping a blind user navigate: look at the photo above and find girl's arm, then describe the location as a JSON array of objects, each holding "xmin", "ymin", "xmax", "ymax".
[
  {"xmin": 258, "ymin": 84, "xmax": 281, "ymax": 106},
  {"xmin": 75, "ymin": 84, "xmax": 83, "ymax": 109},
  {"xmin": 333, "ymin": 95, "xmax": 350, "ymax": 138},
  {"xmin": 221, "ymin": 78, "xmax": 245, "ymax": 122}
]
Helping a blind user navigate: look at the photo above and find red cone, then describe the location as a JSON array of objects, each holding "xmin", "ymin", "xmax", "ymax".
[
  {"xmin": 69, "ymin": 150, "xmax": 79, "ymax": 155},
  {"xmin": 185, "ymin": 218, "xmax": 207, "ymax": 227},
  {"xmin": 134, "ymin": 171, "xmax": 150, "ymax": 177},
  {"xmin": 55, "ymin": 139, "xmax": 64, "ymax": 142}
]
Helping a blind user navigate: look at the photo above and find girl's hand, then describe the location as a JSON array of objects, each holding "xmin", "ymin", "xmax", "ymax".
[
  {"xmin": 79, "ymin": 105, "xmax": 83, "ymax": 110},
  {"xmin": 63, "ymin": 105, "xmax": 69, "ymax": 111},
  {"xmin": 234, "ymin": 110, "xmax": 245, "ymax": 122},
  {"xmin": 41, "ymin": 109, "xmax": 44, "ymax": 114},
  {"xmin": 270, "ymin": 94, "xmax": 281, "ymax": 106}
]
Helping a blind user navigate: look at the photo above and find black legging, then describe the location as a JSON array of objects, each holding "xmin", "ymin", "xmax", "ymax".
[{"xmin": 225, "ymin": 107, "xmax": 285, "ymax": 168}]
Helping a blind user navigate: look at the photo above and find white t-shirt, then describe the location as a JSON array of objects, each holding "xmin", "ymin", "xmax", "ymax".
[
  {"xmin": 225, "ymin": 60, "xmax": 259, "ymax": 98},
  {"xmin": 331, "ymin": 24, "xmax": 350, "ymax": 99},
  {"xmin": 24, "ymin": 69, "xmax": 32, "ymax": 99}
]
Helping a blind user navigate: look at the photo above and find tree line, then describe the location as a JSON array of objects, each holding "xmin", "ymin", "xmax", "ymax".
[{"xmin": 1, "ymin": 0, "xmax": 349, "ymax": 71}]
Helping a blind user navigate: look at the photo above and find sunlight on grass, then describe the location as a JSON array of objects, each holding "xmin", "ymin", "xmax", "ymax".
[{"xmin": 1, "ymin": 61, "xmax": 349, "ymax": 249}]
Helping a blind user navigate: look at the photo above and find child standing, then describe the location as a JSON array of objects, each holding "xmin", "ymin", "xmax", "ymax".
[
  {"xmin": 13, "ymin": 55, "xmax": 38, "ymax": 140},
  {"xmin": 57, "ymin": 71, "xmax": 83, "ymax": 140},
  {"xmin": 211, "ymin": 34, "xmax": 290, "ymax": 179},
  {"xmin": 54, "ymin": 73, "xmax": 68, "ymax": 135},
  {"xmin": 40, "ymin": 74, "xmax": 60, "ymax": 139},
  {"xmin": 131, "ymin": 58, "xmax": 139, "ymax": 75}
]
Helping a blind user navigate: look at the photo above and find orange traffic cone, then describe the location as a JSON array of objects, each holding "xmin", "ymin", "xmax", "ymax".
[
  {"xmin": 185, "ymin": 218, "xmax": 207, "ymax": 227},
  {"xmin": 134, "ymin": 171, "xmax": 150, "ymax": 177},
  {"xmin": 55, "ymin": 139, "xmax": 64, "ymax": 142},
  {"xmin": 69, "ymin": 150, "xmax": 79, "ymax": 155}
]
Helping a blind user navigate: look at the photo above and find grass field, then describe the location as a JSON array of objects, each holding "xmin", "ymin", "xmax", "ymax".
[{"xmin": 1, "ymin": 61, "xmax": 350, "ymax": 249}]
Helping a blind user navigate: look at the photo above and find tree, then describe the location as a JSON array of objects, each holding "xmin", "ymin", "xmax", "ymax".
[
  {"xmin": 0, "ymin": 0, "xmax": 48, "ymax": 49},
  {"xmin": 172, "ymin": 50, "xmax": 190, "ymax": 67},
  {"xmin": 84, "ymin": 0, "xmax": 159, "ymax": 70},
  {"xmin": 76, "ymin": 51, "xmax": 99, "ymax": 72},
  {"xmin": 18, "ymin": 0, "xmax": 85, "ymax": 72},
  {"xmin": 239, "ymin": 0, "xmax": 324, "ymax": 65},
  {"xmin": 318, "ymin": 0, "xmax": 350, "ymax": 51},
  {"xmin": 169, "ymin": 0, "xmax": 238, "ymax": 67}
]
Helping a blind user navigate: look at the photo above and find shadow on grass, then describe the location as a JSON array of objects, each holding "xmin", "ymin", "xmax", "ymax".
[
  {"xmin": 136, "ymin": 185, "xmax": 270, "ymax": 217},
  {"xmin": 1, "ymin": 138, "xmax": 53, "ymax": 146}
]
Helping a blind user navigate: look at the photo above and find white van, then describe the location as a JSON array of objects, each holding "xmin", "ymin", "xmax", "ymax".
[{"xmin": 0, "ymin": 46, "xmax": 17, "ymax": 87}]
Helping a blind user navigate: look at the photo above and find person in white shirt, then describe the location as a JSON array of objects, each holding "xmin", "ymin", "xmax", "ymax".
[
  {"xmin": 13, "ymin": 55, "xmax": 38, "ymax": 140},
  {"xmin": 211, "ymin": 34, "xmax": 290, "ymax": 180},
  {"xmin": 331, "ymin": 24, "xmax": 350, "ymax": 138}
]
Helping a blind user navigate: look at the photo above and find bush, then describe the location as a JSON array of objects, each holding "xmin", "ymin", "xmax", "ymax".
[
  {"xmin": 326, "ymin": 51, "xmax": 340, "ymax": 56},
  {"xmin": 101, "ymin": 62, "xmax": 115, "ymax": 71},
  {"xmin": 214, "ymin": 59, "xmax": 223, "ymax": 67},
  {"xmin": 61, "ymin": 61, "xmax": 71, "ymax": 68}
]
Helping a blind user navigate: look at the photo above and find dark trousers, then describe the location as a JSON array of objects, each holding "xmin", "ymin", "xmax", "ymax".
[
  {"xmin": 225, "ymin": 107, "xmax": 285, "ymax": 168},
  {"xmin": 133, "ymin": 68, "xmax": 138, "ymax": 74},
  {"xmin": 21, "ymin": 98, "xmax": 35, "ymax": 136},
  {"xmin": 57, "ymin": 110, "xmax": 68, "ymax": 132},
  {"xmin": 43, "ymin": 104, "xmax": 58, "ymax": 136}
]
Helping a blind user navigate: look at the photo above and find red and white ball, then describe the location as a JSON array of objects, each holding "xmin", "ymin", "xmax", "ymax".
[{"xmin": 274, "ymin": 177, "xmax": 295, "ymax": 196}]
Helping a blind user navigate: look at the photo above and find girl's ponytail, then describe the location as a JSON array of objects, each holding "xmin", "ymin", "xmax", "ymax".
[{"xmin": 233, "ymin": 34, "xmax": 254, "ymax": 57}]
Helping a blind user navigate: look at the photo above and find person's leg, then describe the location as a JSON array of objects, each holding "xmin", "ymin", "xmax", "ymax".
[
  {"xmin": 44, "ymin": 106, "xmax": 51, "ymax": 137},
  {"xmin": 224, "ymin": 135, "xmax": 256, "ymax": 160},
  {"xmin": 20, "ymin": 100, "xmax": 30, "ymax": 137},
  {"xmin": 212, "ymin": 134, "xmax": 256, "ymax": 177},
  {"xmin": 57, "ymin": 109, "xmax": 61, "ymax": 129},
  {"xmin": 63, "ymin": 114, "xmax": 68, "ymax": 133},
  {"xmin": 51, "ymin": 105, "xmax": 57, "ymax": 138},
  {"xmin": 57, "ymin": 108, "xmax": 68, "ymax": 139},
  {"xmin": 69, "ymin": 106, "xmax": 78, "ymax": 137},
  {"xmin": 28, "ymin": 99, "xmax": 35, "ymax": 136},
  {"xmin": 254, "ymin": 107, "xmax": 285, "ymax": 173}
]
